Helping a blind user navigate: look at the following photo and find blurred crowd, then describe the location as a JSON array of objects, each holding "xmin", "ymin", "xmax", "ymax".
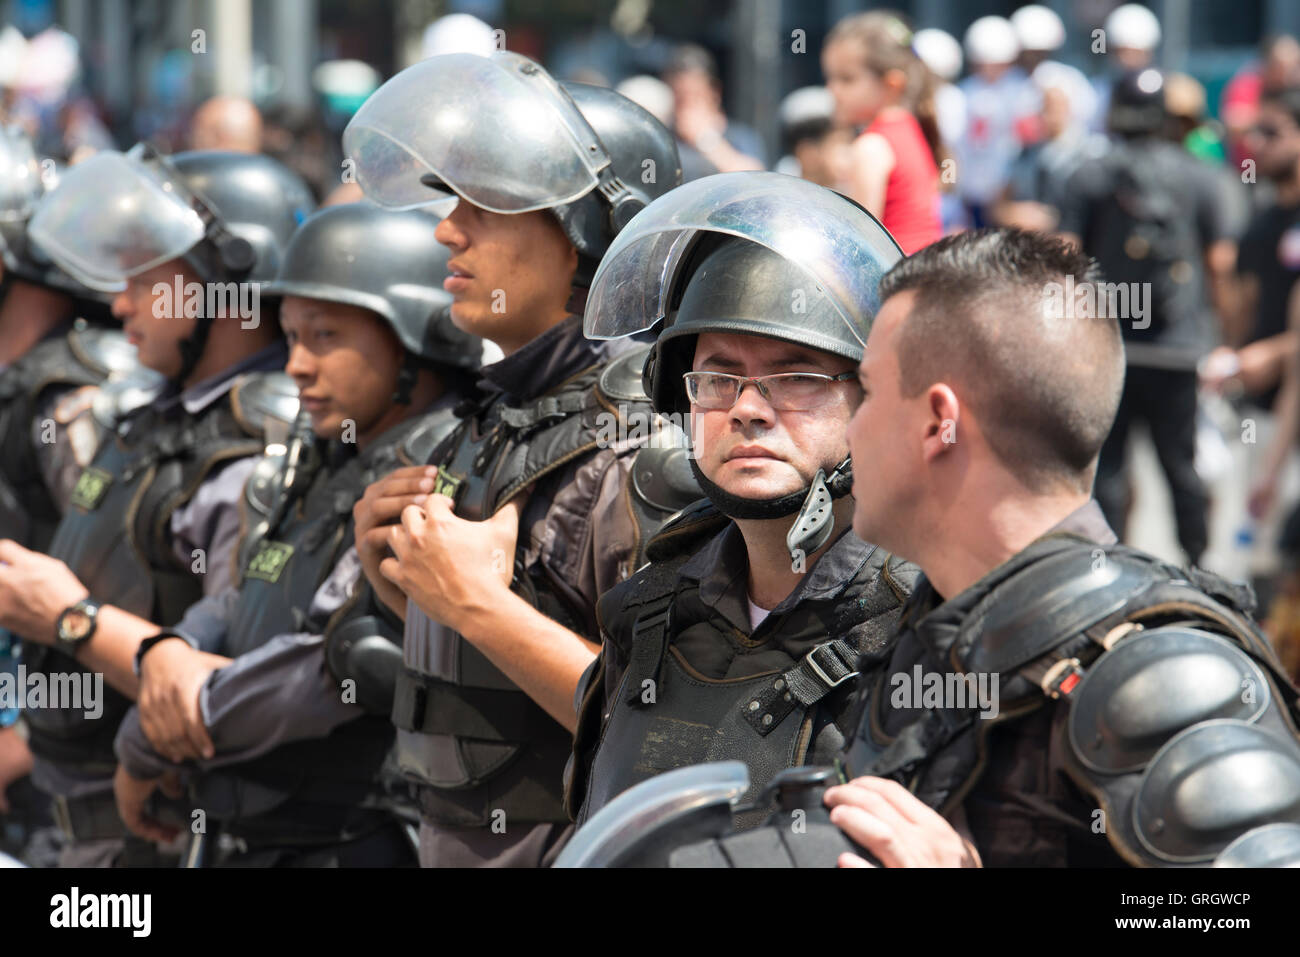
[{"xmin": 6, "ymin": 3, "xmax": 1300, "ymax": 678}]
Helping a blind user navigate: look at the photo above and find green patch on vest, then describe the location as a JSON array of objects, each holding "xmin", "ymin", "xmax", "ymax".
[
  {"xmin": 432, "ymin": 470, "xmax": 463, "ymax": 501},
  {"xmin": 69, "ymin": 467, "xmax": 113, "ymax": 511},
  {"xmin": 244, "ymin": 540, "xmax": 295, "ymax": 583}
]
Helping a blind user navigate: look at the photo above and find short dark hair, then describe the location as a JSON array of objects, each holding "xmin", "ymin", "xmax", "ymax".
[
  {"xmin": 1261, "ymin": 85, "xmax": 1300, "ymax": 129},
  {"xmin": 877, "ymin": 228, "xmax": 1125, "ymax": 493}
]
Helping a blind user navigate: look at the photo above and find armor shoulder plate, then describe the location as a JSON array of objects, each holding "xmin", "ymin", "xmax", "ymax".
[
  {"xmin": 91, "ymin": 367, "xmax": 168, "ymax": 430},
  {"xmin": 243, "ymin": 445, "xmax": 290, "ymax": 519},
  {"xmin": 596, "ymin": 344, "xmax": 652, "ymax": 403},
  {"xmin": 67, "ymin": 327, "xmax": 144, "ymax": 379},
  {"xmin": 229, "ymin": 371, "xmax": 301, "ymax": 445},
  {"xmin": 962, "ymin": 538, "xmax": 1159, "ymax": 676},
  {"xmin": 1062, "ymin": 623, "xmax": 1300, "ymax": 866},
  {"xmin": 397, "ymin": 405, "xmax": 460, "ymax": 466}
]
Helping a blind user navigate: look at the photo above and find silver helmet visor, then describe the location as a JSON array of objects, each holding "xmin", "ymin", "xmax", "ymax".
[
  {"xmin": 28, "ymin": 144, "xmax": 206, "ymax": 290},
  {"xmin": 343, "ymin": 51, "xmax": 610, "ymax": 214},
  {"xmin": 584, "ymin": 171, "xmax": 904, "ymax": 348}
]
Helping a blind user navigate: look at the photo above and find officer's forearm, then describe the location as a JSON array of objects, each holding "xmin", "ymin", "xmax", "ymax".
[
  {"xmin": 454, "ymin": 590, "xmax": 598, "ymax": 734},
  {"xmin": 72, "ymin": 607, "xmax": 160, "ymax": 699}
]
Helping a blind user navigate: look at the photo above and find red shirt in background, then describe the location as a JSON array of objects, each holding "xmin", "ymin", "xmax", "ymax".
[{"xmin": 864, "ymin": 110, "xmax": 942, "ymax": 254}]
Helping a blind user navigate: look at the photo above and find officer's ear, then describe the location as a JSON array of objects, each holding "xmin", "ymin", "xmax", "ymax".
[{"xmin": 919, "ymin": 382, "xmax": 960, "ymax": 464}]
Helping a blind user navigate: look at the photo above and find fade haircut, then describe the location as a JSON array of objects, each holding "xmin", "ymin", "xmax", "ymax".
[{"xmin": 877, "ymin": 228, "xmax": 1125, "ymax": 493}]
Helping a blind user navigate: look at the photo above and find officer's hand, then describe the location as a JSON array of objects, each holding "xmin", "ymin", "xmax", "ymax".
[
  {"xmin": 824, "ymin": 777, "xmax": 981, "ymax": 868},
  {"xmin": 0, "ymin": 540, "xmax": 89, "ymax": 644},
  {"xmin": 381, "ymin": 495, "xmax": 520, "ymax": 634},
  {"xmin": 137, "ymin": 640, "xmax": 230, "ymax": 762},
  {"xmin": 113, "ymin": 764, "xmax": 182, "ymax": 844},
  {"xmin": 0, "ymin": 725, "xmax": 33, "ymax": 814},
  {"xmin": 354, "ymin": 466, "xmax": 439, "ymax": 620}
]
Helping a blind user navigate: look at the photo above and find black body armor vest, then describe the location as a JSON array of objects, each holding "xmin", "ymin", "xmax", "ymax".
[
  {"xmin": 391, "ymin": 345, "xmax": 702, "ymax": 827},
  {"xmin": 23, "ymin": 372, "xmax": 295, "ymax": 777},
  {"xmin": 570, "ymin": 501, "xmax": 916, "ymax": 826},
  {"xmin": 0, "ymin": 326, "xmax": 149, "ymax": 550},
  {"xmin": 842, "ymin": 534, "xmax": 1300, "ymax": 866},
  {"xmin": 559, "ymin": 535, "xmax": 1300, "ymax": 867}
]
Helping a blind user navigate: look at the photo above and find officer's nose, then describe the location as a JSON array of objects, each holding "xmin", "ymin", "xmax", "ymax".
[
  {"xmin": 729, "ymin": 379, "xmax": 777, "ymax": 429},
  {"xmin": 434, "ymin": 201, "xmax": 470, "ymax": 251},
  {"xmin": 284, "ymin": 340, "xmax": 315, "ymax": 383},
  {"xmin": 110, "ymin": 288, "xmax": 132, "ymax": 322}
]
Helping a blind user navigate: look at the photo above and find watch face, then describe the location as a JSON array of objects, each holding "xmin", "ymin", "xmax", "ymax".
[{"xmin": 60, "ymin": 610, "xmax": 91, "ymax": 642}]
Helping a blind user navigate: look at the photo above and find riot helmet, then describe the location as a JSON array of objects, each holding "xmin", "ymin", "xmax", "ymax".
[
  {"xmin": 342, "ymin": 51, "xmax": 682, "ymax": 285},
  {"xmin": 585, "ymin": 171, "xmax": 903, "ymax": 559},
  {"xmin": 30, "ymin": 145, "xmax": 316, "ymax": 382},
  {"xmin": 263, "ymin": 201, "xmax": 483, "ymax": 402},
  {"xmin": 0, "ymin": 126, "xmax": 114, "ymax": 310}
]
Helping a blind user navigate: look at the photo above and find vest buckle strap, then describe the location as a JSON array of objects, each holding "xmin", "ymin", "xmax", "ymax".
[{"xmin": 781, "ymin": 639, "xmax": 860, "ymax": 709}]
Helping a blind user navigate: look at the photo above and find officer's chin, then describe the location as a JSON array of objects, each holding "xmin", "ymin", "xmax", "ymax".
[{"xmin": 715, "ymin": 462, "xmax": 802, "ymax": 500}]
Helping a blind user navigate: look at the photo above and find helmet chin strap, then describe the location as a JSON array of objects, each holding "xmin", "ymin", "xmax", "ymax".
[
  {"xmin": 688, "ymin": 456, "xmax": 854, "ymax": 562},
  {"xmin": 174, "ymin": 315, "xmax": 215, "ymax": 386},
  {"xmin": 392, "ymin": 353, "xmax": 419, "ymax": 406}
]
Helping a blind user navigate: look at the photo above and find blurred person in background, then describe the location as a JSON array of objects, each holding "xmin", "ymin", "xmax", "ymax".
[
  {"xmin": 661, "ymin": 44, "xmax": 764, "ymax": 175},
  {"xmin": 1205, "ymin": 87, "xmax": 1300, "ymax": 416},
  {"xmin": 994, "ymin": 67, "xmax": 1103, "ymax": 233},
  {"xmin": 1091, "ymin": 4, "xmax": 1161, "ymax": 132},
  {"xmin": 1222, "ymin": 34, "xmax": 1300, "ymax": 171},
  {"xmin": 189, "ymin": 96, "xmax": 262, "ymax": 154},
  {"xmin": 1059, "ymin": 68, "xmax": 1238, "ymax": 567},
  {"xmin": 1229, "ymin": 91, "xmax": 1300, "ymax": 575},
  {"xmin": 912, "ymin": 27, "xmax": 967, "ymax": 233},
  {"xmin": 956, "ymin": 16, "xmax": 1038, "ymax": 228},
  {"xmin": 822, "ymin": 11, "xmax": 942, "ymax": 254},
  {"xmin": 1012, "ymin": 3, "xmax": 1096, "ymax": 130},
  {"xmin": 616, "ymin": 73, "xmax": 718, "ymax": 183},
  {"xmin": 775, "ymin": 86, "xmax": 853, "ymax": 191},
  {"xmin": 1166, "ymin": 73, "xmax": 1226, "ymax": 164}
]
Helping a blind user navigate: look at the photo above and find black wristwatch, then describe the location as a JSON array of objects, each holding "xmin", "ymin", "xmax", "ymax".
[
  {"xmin": 133, "ymin": 632, "xmax": 191, "ymax": 677},
  {"xmin": 54, "ymin": 598, "xmax": 101, "ymax": 654}
]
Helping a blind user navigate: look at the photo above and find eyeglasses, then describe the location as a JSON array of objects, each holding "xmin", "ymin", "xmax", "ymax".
[{"xmin": 683, "ymin": 371, "xmax": 857, "ymax": 411}]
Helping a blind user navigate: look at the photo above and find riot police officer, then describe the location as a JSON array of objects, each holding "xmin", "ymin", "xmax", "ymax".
[
  {"xmin": 0, "ymin": 125, "xmax": 158, "ymax": 553},
  {"xmin": 0, "ymin": 145, "xmax": 314, "ymax": 866},
  {"xmin": 0, "ymin": 127, "xmax": 157, "ymax": 865},
  {"xmin": 565, "ymin": 228, "xmax": 1300, "ymax": 868},
  {"xmin": 343, "ymin": 51, "xmax": 698, "ymax": 866},
  {"xmin": 109, "ymin": 201, "xmax": 484, "ymax": 866},
  {"xmin": 566, "ymin": 172, "xmax": 919, "ymax": 825}
]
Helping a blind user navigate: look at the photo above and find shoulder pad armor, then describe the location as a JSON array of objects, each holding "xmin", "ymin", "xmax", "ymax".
[
  {"xmin": 398, "ymin": 406, "xmax": 461, "ymax": 466},
  {"xmin": 1216, "ymin": 823, "xmax": 1300, "ymax": 867},
  {"xmin": 229, "ymin": 371, "xmax": 301, "ymax": 445},
  {"xmin": 67, "ymin": 327, "xmax": 144, "ymax": 379},
  {"xmin": 1063, "ymin": 624, "xmax": 1300, "ymax": 866},
  {"xmin": 597, "ymin": 345, "xmax": 652, "ymax": 403},
  {"xmin": 91, "ymin": 367, "xmax": 169, "ymax": 430},
  {"xmin": 963, "ymin": 540, "xmax": 1158, "ymax": 676},
  {"xmin": 631, "ymin": 445, "xmax": 702, "ymax": 514},
  {"xmin": 243, "ymin": 445, "xmax": 289, "ymax": 518}
]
